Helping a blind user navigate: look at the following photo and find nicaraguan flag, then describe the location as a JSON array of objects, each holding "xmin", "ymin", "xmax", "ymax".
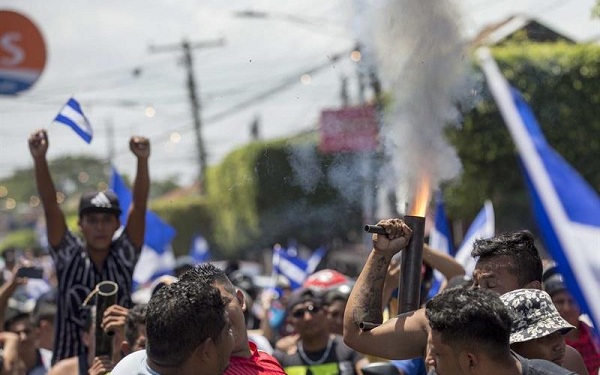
[
  {"xmin": 53, "ymin": 97, "xmax": 93, "ymax": 143},
  {"xmin": 189, "ymin": 234, "xmax": 210, "ymax": 264},
  {"xmin": 477, "ymin": 48, "xmax": 600, "ymax": 328},
  {"xmin": 306, "ymin": 246, "xmax": 327, "ymax": 275},
  {"xmin": 454, "ymin": 200, "xmax": 495, "ymax": 277},
  {"xmin": 110, "ymin": 167, "xmax": 176, "ymax": 287},
  {"xmin": 427, "ymin": 191, "xmax": 453, "ymax": 299},
  {"xmin": 272, "ymin": 244, "xmax": 309, "ymax": 290}
]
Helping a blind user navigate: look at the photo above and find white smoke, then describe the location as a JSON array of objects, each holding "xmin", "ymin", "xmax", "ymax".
[{"xmin": 353, "ymin": 0, "xmax": 472, "ymax": 213}]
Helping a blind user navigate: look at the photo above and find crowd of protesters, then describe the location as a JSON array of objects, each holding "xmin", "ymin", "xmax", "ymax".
[{"xmin": 0, "ymin": 130, "xmax": 597, "ymax": 375}]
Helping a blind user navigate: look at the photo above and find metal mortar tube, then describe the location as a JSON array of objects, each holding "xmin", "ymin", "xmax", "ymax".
[{"xmin": 398, "ymin": 215, "xmax": 425, "ymax": 314}]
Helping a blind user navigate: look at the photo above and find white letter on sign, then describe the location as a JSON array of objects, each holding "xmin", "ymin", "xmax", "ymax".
[{"xmin": 0, "ymin": 32, "xmax": 25, "ymax": 66}]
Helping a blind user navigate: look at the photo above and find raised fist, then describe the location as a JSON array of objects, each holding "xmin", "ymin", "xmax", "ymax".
[
  {"xmin": 129, "ymin": 136, "xmax": 150, "ymax": 159},
  {"xmin": 28, "ymin": 129, "xmax": 49, "ymax": 159}
]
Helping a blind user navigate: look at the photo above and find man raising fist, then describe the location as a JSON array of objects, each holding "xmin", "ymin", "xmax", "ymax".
[{"xmin": 28, "ymin": 129, "xmax": 150, "ymax": 364}]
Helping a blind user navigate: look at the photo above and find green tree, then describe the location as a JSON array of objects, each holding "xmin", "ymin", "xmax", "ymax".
[
  {"xmin": 0, "ymin": 229, "xmax": 38, "ymax": 253},
  {"xmin": 205, "ymin": 138, "xmax": 363, "ymax": 257},
  {"xmin": 445, "ymin": 43, "xmax": 600, "ymax": 232},
  {"xmin": 0, "ymin": 155, "xmax": 181, "ymax": 213},
  {"xmin": 1, "ymin": 155, "xmax": 106, "ymax": 207}
]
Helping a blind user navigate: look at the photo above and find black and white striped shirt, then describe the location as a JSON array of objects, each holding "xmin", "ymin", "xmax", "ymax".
[{"xmin": 49, "ymin": 231, "xmax": 139, "ymax": 364}]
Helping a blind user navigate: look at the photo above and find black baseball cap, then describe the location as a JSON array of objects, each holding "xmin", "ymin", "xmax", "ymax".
[
  {"xmin": 79, "ymin": 190, "xmax": 122, "ymax": 217},
  {"xmin": 543, "ymin": 274, "xmax": 568, "ymax": 297},
  {"xmin": 286, "ymin": 288, "xmax": 323, "ymax": 312},
  {"xmin": 542, "ymin": 263, "xmax": 568, "ymax": 296}
]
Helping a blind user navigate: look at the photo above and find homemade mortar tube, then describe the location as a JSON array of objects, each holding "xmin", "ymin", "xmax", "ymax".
[
  {"xmin": 398, "ymin": 215, "xmax": 425, "ymax": 314},
  {"xmin": 95, "ymin": 281, "xmax": 119, "ymax": 357}
]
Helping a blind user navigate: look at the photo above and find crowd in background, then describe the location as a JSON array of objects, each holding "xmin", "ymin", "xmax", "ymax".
[
  {"xmin": 1, "ymin": 228, "xmax": 599, "ymax": 375},
  {"xmin": 0, "ymin": 129, "xmax": 596, "ymax": 375}
]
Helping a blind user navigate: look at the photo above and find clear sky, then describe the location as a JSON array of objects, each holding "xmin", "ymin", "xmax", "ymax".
[{"xmin": 0, "ymin": 0, "xmax": 597, "ymax": 186}]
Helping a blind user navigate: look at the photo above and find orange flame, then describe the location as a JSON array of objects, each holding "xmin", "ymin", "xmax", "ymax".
[{"xmin": 408, "ymin": 173, "xmax": 431, "ymax": 217}]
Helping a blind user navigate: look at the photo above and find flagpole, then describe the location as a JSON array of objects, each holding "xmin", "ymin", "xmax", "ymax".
[{"xmin": 270, "ymin": 244, "xmax": 282, "ymax": 291}]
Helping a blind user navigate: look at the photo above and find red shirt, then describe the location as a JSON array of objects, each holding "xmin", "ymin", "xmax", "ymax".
[
  {"xmin": 566, "ymin": 321, "xmax": 600, "ymax": 375},
  {"xmin": 226, "ymin": 342, "xmax": 287, "ymax": 375}
]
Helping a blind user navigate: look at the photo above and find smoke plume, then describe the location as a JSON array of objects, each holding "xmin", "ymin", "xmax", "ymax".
[{"xmin": 354, "ymin": 0, "xmax": 472, "ymax": 214}]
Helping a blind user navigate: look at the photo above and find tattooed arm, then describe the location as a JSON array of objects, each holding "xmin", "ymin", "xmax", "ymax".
[{"xmin": 343, "ymin": 218, "xmax": 430, "ymax": 360}]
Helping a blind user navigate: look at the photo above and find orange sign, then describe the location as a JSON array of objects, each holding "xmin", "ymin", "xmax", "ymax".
[{"xmin": 0, "ymin": 10, "xmax": 47, "ymax": 95}]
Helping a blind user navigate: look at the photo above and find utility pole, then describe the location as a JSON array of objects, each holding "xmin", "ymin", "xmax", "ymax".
[
  {"xmin": 340, "ymin": 74, "xmax": 349, "ymax": 107},
  {"xmin": 352, "ymin": 42, "xmax": 376, "ymax": 250},
  {"xmin": 354, "ymin": 43, "xmax": 366, "ymax": 104},
  {"xmin": 149, "ymin": 38, "xmax": 225, "ymax": 189},
  {"xmin": 250, "ymin": 115, "xmax": 261, "ymax": 141},
  {"xmin": 106, "ymin": 118, "xmax": 115, "ymax": 166},
  {"xmin": 104, "ymin": 118, "xmax": 115, "ymax": 180},
  {"xmin": 353, "ymin": 42, "xmax": 392, "ymax": 245}
]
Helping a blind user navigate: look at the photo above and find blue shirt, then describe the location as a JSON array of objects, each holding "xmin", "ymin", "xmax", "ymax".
[{"xmin": 391, "ymin": 357, "xmax": 426, "ymax": 375}]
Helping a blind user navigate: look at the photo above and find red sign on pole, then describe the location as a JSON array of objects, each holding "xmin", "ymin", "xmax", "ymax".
[
  {"xmin": 0, "ymin": 10, "xmax": 47, "ymax": 95},
  {"xmin": 319, "ymin": 105, "xmax": 379, "ymax": 153}
]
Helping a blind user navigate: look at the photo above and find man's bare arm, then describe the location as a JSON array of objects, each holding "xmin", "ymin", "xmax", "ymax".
[
  {"xmin": 29, "ymin": 129, "xmax": 67, "ymax": 247},
  {"xmin": 124, "ymin": 136, "xmax": 150, "ymax": 249},
  {"xmin": 344, "ymin": 218, "xmax": 429, "ymax": 359},
  {"xmin": 352, "ymin": 250, "xmax": 393, "ymax": 328},
  {"xmin": 423, "ymin": 244, "xmax": 465, "ymax": 281}
]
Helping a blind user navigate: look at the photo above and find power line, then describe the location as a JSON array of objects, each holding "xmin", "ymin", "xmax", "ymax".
[
  {"xmin": 203, "ymin": 49, "xmax": 349, "ymax": 124},
  {"xmin": 28, "ymin": 56, "xmax": 176, "ymax": 96},
  {"xmin": 108, "ymin": 48, "xmax": 351, "ymax": 159},
  {"xmin": 59, "ymin": 48, "xmax": 353, "ymax": 168}
]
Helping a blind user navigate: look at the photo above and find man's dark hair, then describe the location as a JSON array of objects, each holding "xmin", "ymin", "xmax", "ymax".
[
  {"xmin": 471, "ymin": 230, "xmax": 542, "ymax": 286},
  {"xmin": 4, "ymin": 311, "xmax": 32, "ymax": 332},
  {"xmin": 179, "ymin": 263, "xmax": 236, "ymax": 295},
  {"xmin": 425, "ymin": 288, "xmax": 513, "ymax": 360},
  {"xmin": 145, "ymin": 279, "xmax": 228, "ymax": 367},
  {"xmin": 286, "ymin": 287, "xmax": 323, "ymax": 312},
  {"xmin": 32, "ymin": 301, "xmax": 57, "ymax": 327},
  {"xmin": 125, "ymin": 304, "xmax": 147, "ymax": 347},
  {"xmin": 324, "ymin": 289, "xmax": 348, "ymax": 306}
]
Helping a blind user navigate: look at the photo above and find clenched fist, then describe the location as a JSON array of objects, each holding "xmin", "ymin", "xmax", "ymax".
[
  {"xmin": 28, "ymin": 129, "xmax": 49, "ymax": 159},
  {"xmin": 129, "ymin": 136, "xmax": 150, "ymax": 159}
]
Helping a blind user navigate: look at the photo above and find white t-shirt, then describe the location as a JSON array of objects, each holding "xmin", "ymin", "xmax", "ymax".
[{"xmin": 112, "ymin": 350, "xmax": 161, "ymax": 375}]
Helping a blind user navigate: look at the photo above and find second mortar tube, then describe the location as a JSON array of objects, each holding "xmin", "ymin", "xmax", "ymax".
[{"xmin": 398, "ymin": 215, "xmax": 425, "ymax": 314}]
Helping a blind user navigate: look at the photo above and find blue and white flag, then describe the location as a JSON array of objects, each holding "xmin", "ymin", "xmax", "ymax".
[
  {"xmin": 454, "ymin": 200, "xmax": 495, "ymax": 277},
  {"xmin": 53, "ymin": 97, "xmax": 93, "ymax": 143},
  {"xmin": 478, "ymin": 48, "xmax": 600, "ymax": 328},
  {"xmin": 272, "ymin": 244, "xmax": 308, "ymax": 290},
  {"xmin": 427, "ymin": 191, "xmax": 453, "ymax": 299},
  {"xmin": 110, "ymin": 167, "xmax": 176, "ymax": 288},
  {"xmin": 306, "ymin": 246, "xmax": 327, "ymax": 275},
  {"xmin": 189, "ymin": 234, "xmax": 210, "ymax": 264}
]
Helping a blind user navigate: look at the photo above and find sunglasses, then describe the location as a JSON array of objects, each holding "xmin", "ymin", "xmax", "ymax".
[{"xmin": 291, "ymin": 304, "xmax": 321, "ymax": 319}]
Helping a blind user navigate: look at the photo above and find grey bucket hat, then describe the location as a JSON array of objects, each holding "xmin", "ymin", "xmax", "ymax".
[{"xmin": 500, "ymin": 288, "xmax": 574, "ymax": 344}]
